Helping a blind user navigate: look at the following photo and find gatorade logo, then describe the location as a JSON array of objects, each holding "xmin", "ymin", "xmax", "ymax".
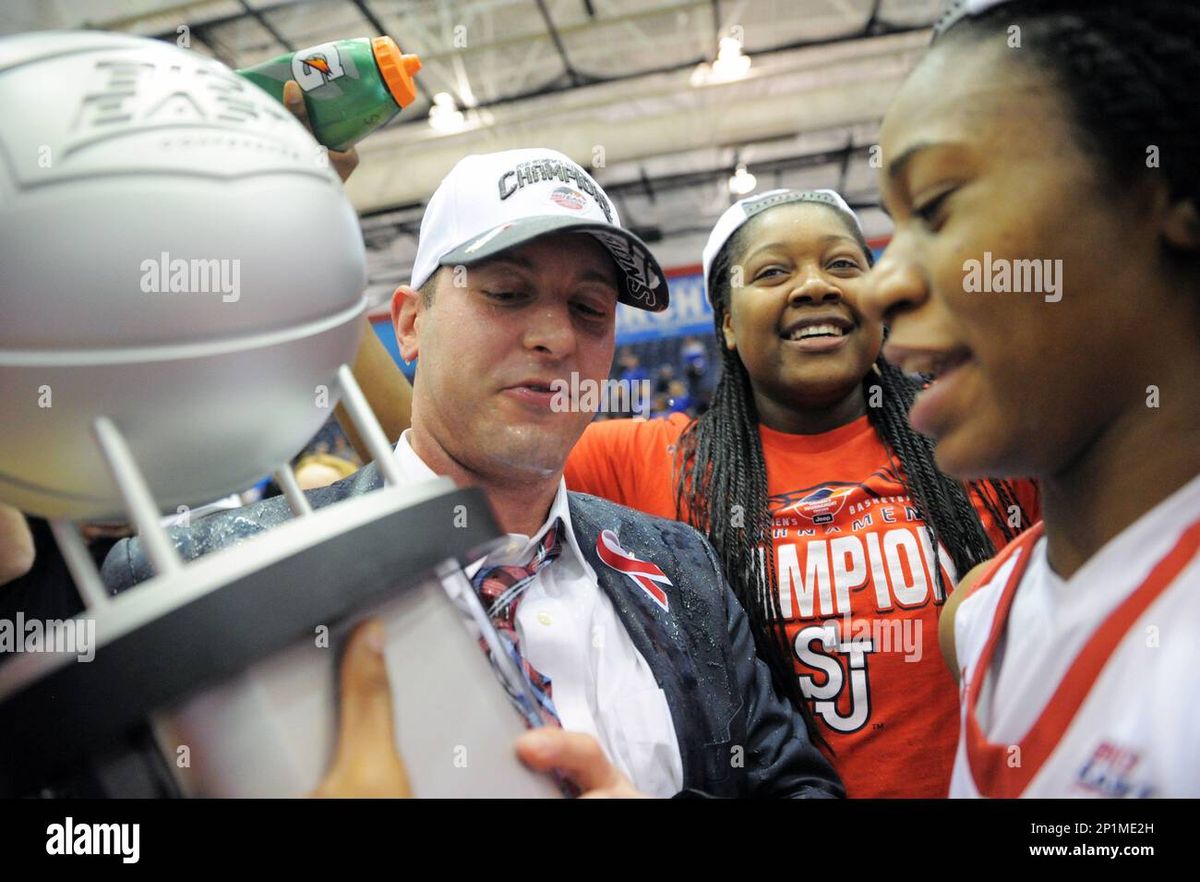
[{"xmin": 292, "ymin": 43, "xmax": 346, "ymax": 91}]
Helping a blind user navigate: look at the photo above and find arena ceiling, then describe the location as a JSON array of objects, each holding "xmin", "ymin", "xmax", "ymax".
[{"xmin": 2, "ymin": 0, "xmax": 942, "ymax": 306}]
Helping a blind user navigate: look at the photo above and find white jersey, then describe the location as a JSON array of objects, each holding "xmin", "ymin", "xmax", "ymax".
[{"xmin": 949, "ymin": 474, "xmax": 1200, "ymax": 798}]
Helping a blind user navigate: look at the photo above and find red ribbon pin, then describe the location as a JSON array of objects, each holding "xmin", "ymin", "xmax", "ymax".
[{"xmin": 596, "ymin": 529, "xmax": 671, "ymax": 612}]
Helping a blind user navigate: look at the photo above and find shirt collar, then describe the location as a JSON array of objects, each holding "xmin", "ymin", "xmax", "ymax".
[{"xmin": 393, "ymin": 429, "xmax": 589, "ymax": 571}]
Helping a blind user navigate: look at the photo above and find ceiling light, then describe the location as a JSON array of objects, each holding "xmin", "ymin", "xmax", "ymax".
[
  {"xmin": 428, "ymin": 92, "xmax": 465, "ymax": 133},
  {"xmin": 728, "ymin": 163, "xmax": 757, "ymax": 195},
  {"xmin": 710, "ymin": 36, "xmax": 751, "ymax": 82}
]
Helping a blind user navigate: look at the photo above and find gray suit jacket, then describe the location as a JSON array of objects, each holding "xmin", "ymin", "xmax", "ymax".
[{"xmin": 102, "ymin": 463, "xmax": 842, "ymax": 798}]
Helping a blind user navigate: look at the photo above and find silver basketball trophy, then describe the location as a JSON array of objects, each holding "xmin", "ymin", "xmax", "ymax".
[{"xmin": 0, "ymin": 31, "xmax": 558, "ymax": 797}]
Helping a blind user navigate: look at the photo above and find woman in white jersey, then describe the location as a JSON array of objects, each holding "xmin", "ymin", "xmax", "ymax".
[{"xmin": 864, "ymin": 0, "xmax": 1200, "ymax": 797}]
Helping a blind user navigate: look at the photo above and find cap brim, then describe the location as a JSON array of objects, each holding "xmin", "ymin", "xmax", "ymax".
[{"xmin": 438, "ymin": 215, "xmax": 668, "ymax": 312}]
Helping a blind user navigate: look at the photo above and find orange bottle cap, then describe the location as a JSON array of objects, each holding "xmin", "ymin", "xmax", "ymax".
[{"xmin": 371, "ymin": 36, "xmax": 421, "ymax": 108}]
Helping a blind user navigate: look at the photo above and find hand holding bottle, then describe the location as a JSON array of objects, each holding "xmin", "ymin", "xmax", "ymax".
[{"xmin": 281, "ymin": 80, "xmax": 359, "ymax": 182}]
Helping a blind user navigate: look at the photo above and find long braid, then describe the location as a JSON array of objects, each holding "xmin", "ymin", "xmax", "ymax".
[
  {"xmin": 867, "ymin": 357, "xmax": 1030, "ymax": 596},
  {"xmin": 673, "ymin": 229, "xmax": 819, "ymax": 745}
]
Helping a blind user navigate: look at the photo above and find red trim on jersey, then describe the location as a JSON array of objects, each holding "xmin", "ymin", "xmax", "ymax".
[
  {"xmin": 961, "ymin": 536, "xmax": 1027, "ymax": 603},
  {"xmin": 965, "ymin": 518, "xmax": 1200, "ymax": 797}
]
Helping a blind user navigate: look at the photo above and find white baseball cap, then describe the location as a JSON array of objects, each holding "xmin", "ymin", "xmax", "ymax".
[
  {"xmin": 410, "ymin": 148, "xmax": 668, "ymax": 311},
  {"xmin": 701, "ymin": 188, "xmax": 864, "ymax": 302}
]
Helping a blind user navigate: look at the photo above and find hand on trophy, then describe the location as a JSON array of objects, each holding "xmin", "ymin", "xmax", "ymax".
[{"xmin": 311, "ymin": 619, "xmax": 412, "ymax": 798}]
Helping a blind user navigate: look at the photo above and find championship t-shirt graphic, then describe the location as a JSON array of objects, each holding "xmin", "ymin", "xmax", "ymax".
[{"xmin": 770, "ymin": 464, "xmax": 951, "ymax": 736}]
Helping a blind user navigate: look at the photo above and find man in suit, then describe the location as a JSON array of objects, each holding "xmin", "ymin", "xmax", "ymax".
[{"xmin": 103, "ymin": 148, "xmax": 842, "ymax": 799}]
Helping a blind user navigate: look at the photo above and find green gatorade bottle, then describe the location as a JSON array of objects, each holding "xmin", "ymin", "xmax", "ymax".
[{"xmin": 237, "ymin": 36, "xmax": 421, "ymax": 151}]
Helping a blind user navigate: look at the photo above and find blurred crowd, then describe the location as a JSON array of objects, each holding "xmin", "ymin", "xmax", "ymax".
[{"xmin": 598, "ymin": 335, "xmax": 720, "ymax": 421}]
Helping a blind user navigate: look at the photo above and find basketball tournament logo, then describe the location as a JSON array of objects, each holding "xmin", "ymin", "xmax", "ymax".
[
  {"xmin": 550, "ymin": 187, "xmax": 586, "ymax": 210},
  {"xmin": 774, "ymin": 484, "xmax": 856, "ymax": 525},
  {"xmin": 770, "ymin": 467, "xmax": 908, "ymax": 526}
]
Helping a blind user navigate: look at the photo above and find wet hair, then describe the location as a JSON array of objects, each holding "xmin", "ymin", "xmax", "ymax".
[
  {"xmin": 673, "ymin": 202, "xmax": 1031, "ymax": 743},
  {"xmin": 417, "ymin": 271, "xmax": 440, "ymax": 307},
  {"xmin": 935, "ymin": 0, "xmax": 1199, "ymax": 238}
]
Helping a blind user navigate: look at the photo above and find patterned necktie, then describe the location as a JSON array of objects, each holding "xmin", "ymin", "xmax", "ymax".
[{"xmin": 470, "ymin": 518, "xmax": 565, "ymax": 727}]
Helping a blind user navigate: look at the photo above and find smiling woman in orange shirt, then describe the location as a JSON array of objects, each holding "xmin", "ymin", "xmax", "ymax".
[{"xmin": 564, "ymin": 189, "xmax": 1038, "ymax": 798}]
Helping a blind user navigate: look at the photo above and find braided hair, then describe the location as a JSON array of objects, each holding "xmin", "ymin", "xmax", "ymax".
[
  {"xmin": 936, "ymin": 1, "xmax": 1200, "ymax": 225},
  {"xmin": 673, "ymin": 204, "xmax": 1031, "ymax": 741}
]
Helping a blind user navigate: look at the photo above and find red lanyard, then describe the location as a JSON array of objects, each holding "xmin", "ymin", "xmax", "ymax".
[{"xmin": 965, "ymin": 517, "xmax": 1200, "ymax": 797}]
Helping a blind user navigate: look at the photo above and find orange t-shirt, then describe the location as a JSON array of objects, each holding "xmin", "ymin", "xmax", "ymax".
[{"xmin": 565, "ymin": 413, "xmax": 1039, "ymax": 798}]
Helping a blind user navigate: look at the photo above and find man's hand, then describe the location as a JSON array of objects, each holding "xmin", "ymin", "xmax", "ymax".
[
  {"xmin": 308, "ymin": 619, "xmax": 643, "ymax": 798},
  {"xmin": 311, "ymin": 619, "xmax": 412, "ymax": 798},
  {"xmin": 282, "ymin": 80, "xmax": 360, "ymax": 183},
  {"xmin": 515, "ymin": 729, "xmax": 649, "ymax": 798}
]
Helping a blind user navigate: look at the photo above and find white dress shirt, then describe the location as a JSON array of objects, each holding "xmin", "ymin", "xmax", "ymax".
[{"xmin": 392, "ymin": 431, "xmax": 684, "ymax": 796}]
